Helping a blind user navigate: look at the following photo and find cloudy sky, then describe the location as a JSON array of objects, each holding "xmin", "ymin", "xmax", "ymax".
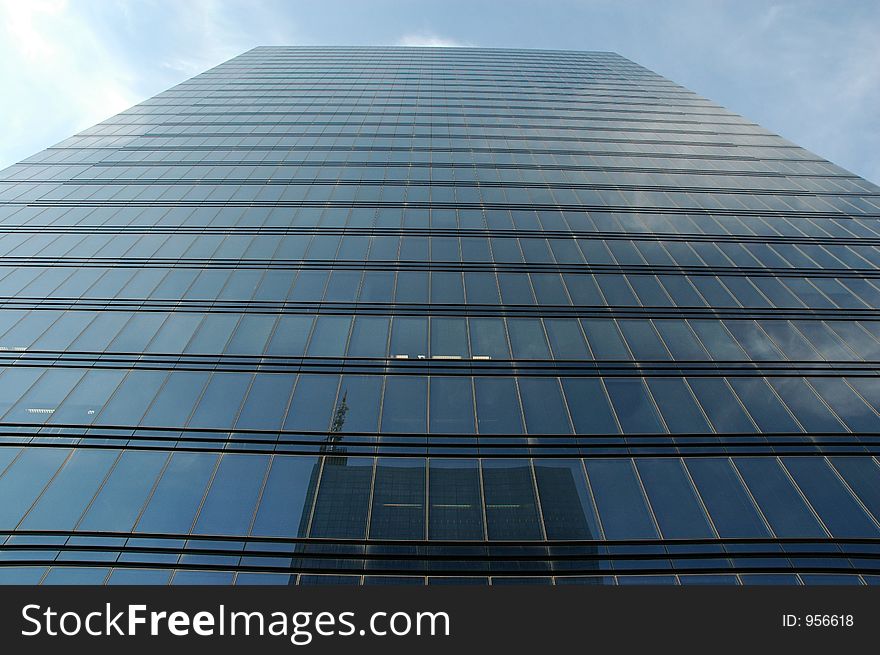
[{"xmin": 1, "ymin": 0, "xmax": 878, "ymax": 183}]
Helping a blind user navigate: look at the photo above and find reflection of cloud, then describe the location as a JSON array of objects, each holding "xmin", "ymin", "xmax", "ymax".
[{"xmin": 397, "ymin": 33, "xmax": 466, "ymax": 47}]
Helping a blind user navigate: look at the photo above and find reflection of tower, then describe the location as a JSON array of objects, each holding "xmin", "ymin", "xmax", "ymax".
[
  {"xmin": 294, "ymin": 392, "xmax": 350, "ymax": 546},
  {"xmin": 535, "ymin": 465, "xmax": 599, "ymax": 577},
  {"xmin": 322, "ymin": 390, "xmax": 348, "ymax": 464}
]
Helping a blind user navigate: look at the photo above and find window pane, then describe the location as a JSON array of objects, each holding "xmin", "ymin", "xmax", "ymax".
[
  {"xmin": 544, "ymin": 319, "xmax": 589, "ymax": 359},
  {"xmin": 94, "ymin": 370, "xmax": 167, "ymax": 426},
  {"xmin": 310, "ymin": 458, "xmax": 373, "ymax": 539},
  {"xmin": 78, "ymin": 451, "xmax": 168, "ymax": 531},
  {"xmin": 140, "ymin": 371, "xmax": 209, "ymax": 428},
  {"xmin": 830, "ymin": 457, "xmax": 880, "ymax": 525},
  {"xmin": 0, "ymin": 448, "xmax": 70, "ymax": 529},
  {"xmin": 783, "ymin": 457, "xmax": 879, "ymax": 538},
  {"xmin": 646, "ymin": 378, "xmax": 712, "ymax": 433},
  {"xmin": 508, "ymin": 319, "xmax": 550, "ymax": 359},
  {"xmin": 727, "ymin": 378, "xmax": 801, "ymax": 432},
  {"xmin": 534, "ymin": 459, "xmax": 600, "ymax": 539},
  {"xmin": 482, "ymin": 459, "xmax": 543, "ymax": 540},
  {"xmin": 188, "ymin": 373, "xmax": 251, "ymax": 429},
  {"xmin": 519, "ymin": 378, "xmax": 572, "ymax": 434},
  {"xmin": 734, "ymin": 458, "xmax": 826, "ymax": 537},
  {"xmin": 585, "ymin": 458, "xmax": 657, "ymax": 539},
  {"xmin": 561, "ymin": 378, "xmax": 618, "ymax": 434},
  {"xmin": 429, "ymin": 459, "xmax": 484, "ymax": 540},
  {"xmin": 636, "ymin": 458, "xmax": 714, "ymax": 538},
  {"xmin": 475, "ymin": 377, "xmax": 523, "ymax": 434},
  {"xmin": 136, "ymin": 452, "xmax": 218, "ymax": 533},
  {"xmin": 235, "ymin": 374, "xmax": 296, "ymax": 431},
  {"xmin": 347, "ymin": 316, "xmax": 389, "ymax": 357},
  {"xmin": 686, "ymin": 458, "xmax": 770, "ymax": 538},
  {"xmin": 430, "ymin": 317, "xmax": 469, "ymax": 358},
  {"xmin": 251, "ymin": 455, "xmax": 320, "ymax": 537},
  {"xmin": 307, "ymin": 316, "xmax": 351, "ymax": 357},
  {"xmin": 381, "ymin": 376, "xmax": 427, "ymax": 433},
  {"xmin": 369, "ymin": 458, "xmax": 426, "ymax": 539},
  {"xmin": 429, "ymin": 377, "xmax": 475, "ymax": 434},
  {"xmin": 21, "ymin": 449, "xmax": 118, "ymax": 530},
  {"xmin": 468, "ymin": 318, "xmax": 509, "ymax": 358},
  {"xmin": 603, "ymin": 379, "xmax": 665, "ymax": 433},
  {"xmin": 687, "ymin": 378, "xmax": 756, "ymax": 433},
  {"xmin": 284, "ymin": 375, "xmax": 339, "ymax": 432},
  {"xmin": 193, "ymin": 454, "xmax": 270, "ymax": 535}
]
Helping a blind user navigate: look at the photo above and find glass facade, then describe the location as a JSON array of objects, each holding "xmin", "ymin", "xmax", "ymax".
[{"xmin": 1, "ymin": 46, "xmax": 880, "ymax": 585}]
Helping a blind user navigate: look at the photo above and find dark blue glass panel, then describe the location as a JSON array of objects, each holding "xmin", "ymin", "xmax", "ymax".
[
  {"xmin": 381, "ymin": 376, "xmax": 427, "ymax": 433},
  {"xmin": 49, "ymin": 368, "xmax": 127, "ymax": 426},
  {"xmin": 687, "ymin": 378, "xmax": 756, "ymax": 433},
  {"xmin": 188, "ymin": 372, "xmax": 251, "ymax": 429},
  {"xmin": 636, "ymin": 459, "xmax": 714, "ymax": 539},
  {"xmin": 283, "ymin": 375, "xmax": 339, "ymax": 432},
  {"xmin": 727, "ymin": 378, "xmax": 802, "ymax": 432},
  {"xmin": 686, "ymin": 458, "xmax": 770, "ymax": 538},
  {"xmin": 519, "ymin": 378, "xmax": 572, "ymax": 434},
  {"xmin": 194, "ymin": 454, "xmax": 270, "ymax": 535},
  {"xmin": 265, "ymin": 316, "xmax": 313, "ymax": 356},
  {"xmin": 534, "ymin": 459, "xmax": 600, "ymax": 539},
  {"xmin": 0, "ymin": 448, "xmax": 70, "ymax": 529},
  {"xmin": 429, "ymin": 459, "xmax": 484, "ymax": 540},
  {"xmin": 430, "ymin": 317, "xmax": 469, "ymax": 358},
  {"xmin": 768, "ymin": 378, "xmax": 847, "ymax": 432},
  {"xmin": 309, "ymin": 458, "xmax": 373, "ymax": 539},
  {"xmin": 482, "ymin": 459, "xmax": 543, "ymax": 540},
  {"xmin": 140, "ymin": 371, "xmax": 209, "ymax": 428},
  {"xmin": 734, "ymin": 458, "xmax": 827, "ymax": 538},
  {"xmin": 474, "ymin": 377, "xmax": 524, "ymax": 434},
  {"xmin": 646, "ymin": 378, "xmax": 712, "ymax": 433},
  {"xmin": 830, "ymin": 457, "xmax": 880, "ymax": 524},
  {"xmin": 107, "ymin": 569, "xmax": 173, "ymax": 585},
  {"xmin": 561, "ymin": 378, "xmax": 619, "ymax": 434},
  {"xmin": 78, "ymin": 450, "xmax": 168, "ymax": 531},
  {"xmin": 508, "ymin": 319, "xmax": 551, "ymax": 359},
  {"xmin": 307, "ymin": 316, "xmax": 352, "ymax": 357},
  {"xmin": 544, "ymin": 319, "xmax": 589, "ymax": 359},
  {"xmin": 347, "ymin": 316, "xmax": 390, "ymax": 357},
  {"xmin": 251, "ymin": 456, "xmax": 320, "ymax": 537},
  {"xmin": 618, "ymin": 320, "xmax": 670, "ymax": 360},
  {"xmin": 585, "ymin": 459, "xmax": 657, "ymax": 539},
  {"xmin": 136, "ymin": 452, "xmax": 218, "ymax": 534},
  {"xmin": 603, "ymin": 379, "xmax": 665, "ymax": 433},
  {"xmin": 468, "ymin": 318, "xmax": 510, "ymax": 359},
  {"xmin": 235, "ymin": 374, "xmax": 296, "ymax": 431},
  {"xmin": 808, "ymin": 378, "xmax": 880, "ymax": 432},
  {"xmin": 783, "ymin": 457, "xmax": 880, "ymax": 538},
  {"xmin": 581, "ymin": 319, "xmax": 630, "ymax": 359},
  {"xmin": 429, "ymin": 377, "xmax": 475, "ymax": 434},
  {"xmin": 21, "ymin": 449, "xmax": 118, "ymax": 530},
  {"xmin": 42, "ymin": 568, "xmax": 110, "ymax": 585},
  {"xmin": 370, "ymin": 458, "xmax": 426, "ymax": 539}
]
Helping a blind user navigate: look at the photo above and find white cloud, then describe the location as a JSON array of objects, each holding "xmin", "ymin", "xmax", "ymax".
[
  {"xmin": 0, "ymin": 0, "xmax": 139, "ymax": 169},
  {"xmin": 0, "ymin": 0, "xmax": 299, "ymax": 171},
  {"xmin": 397, "ymin": 32, "xmax": 466, "ymax": 47}
]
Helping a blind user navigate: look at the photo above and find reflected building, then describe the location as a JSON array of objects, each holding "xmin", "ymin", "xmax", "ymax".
[{"xmin": 1, "ymin": 47, "xmax": 880, "ymax": 585}]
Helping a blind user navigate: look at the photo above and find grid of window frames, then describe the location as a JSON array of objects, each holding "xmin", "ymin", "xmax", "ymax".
[{"xmin": 1, "ymin": 46, "xmax": 880, "ymax": 585}]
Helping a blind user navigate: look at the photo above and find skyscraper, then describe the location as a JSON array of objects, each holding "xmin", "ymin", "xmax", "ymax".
[{"xmin": 1, "ymin": 46, "xmax": 880, "ymax": 585}]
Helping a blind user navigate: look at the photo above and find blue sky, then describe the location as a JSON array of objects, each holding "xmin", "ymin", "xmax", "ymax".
[{"xmin": 1, "ymin": 0, "xmax": 878, "ymax": 183}]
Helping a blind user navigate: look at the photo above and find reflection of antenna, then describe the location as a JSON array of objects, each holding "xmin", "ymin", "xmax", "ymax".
[
  {"xmin": 323, "ymin": 390, "xmax": 349, "ymax": 461},
  {"xmin": 330, "ymin": 391, "xmax": 349, "ymax": 434}
]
